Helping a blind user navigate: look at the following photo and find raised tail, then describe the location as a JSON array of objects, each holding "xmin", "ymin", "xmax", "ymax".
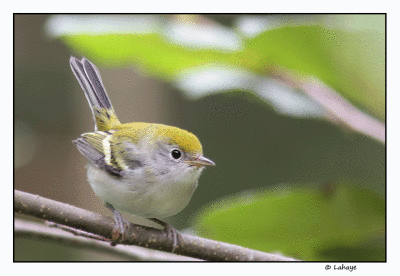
[{"xmin": 70, "ymin": 56, "xmax": 121, "ymax": 131}]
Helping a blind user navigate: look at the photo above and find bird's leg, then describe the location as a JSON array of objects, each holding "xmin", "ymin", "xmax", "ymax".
[
  {"xmin": 149, "ymin": 218, "xmax": 182, "ymax": 253},
  {"xmin": 105, "ymin": 202, "xmax": 129, "ymax": 245}
]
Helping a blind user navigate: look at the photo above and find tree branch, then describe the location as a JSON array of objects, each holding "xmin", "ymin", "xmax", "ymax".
[{"xmin": 14, "ymin": 190, "xmax": 299, "ymax": 261}]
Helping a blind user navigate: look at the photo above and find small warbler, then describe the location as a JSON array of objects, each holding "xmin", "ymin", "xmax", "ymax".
[{"xmin": 70, "ymin": 57, "xmax": 215, "ymax": 248}]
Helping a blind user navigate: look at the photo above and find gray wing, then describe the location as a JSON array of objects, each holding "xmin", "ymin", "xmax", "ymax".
[{"xmin": 73, "ymin": 137, "xmax": 122, "ymax": 177}]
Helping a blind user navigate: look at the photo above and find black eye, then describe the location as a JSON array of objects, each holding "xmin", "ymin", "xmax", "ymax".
[{"xmin": 171, "ymin": 149, "xmax": 182, "ymax": 159}]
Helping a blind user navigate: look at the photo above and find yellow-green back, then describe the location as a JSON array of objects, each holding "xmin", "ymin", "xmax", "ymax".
[{"xmin": 94, "ymin": 108, "xmax": 121, "ymax": 131}]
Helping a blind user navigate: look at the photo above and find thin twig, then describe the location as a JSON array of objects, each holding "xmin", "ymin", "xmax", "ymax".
[
  {"xmin": 270, "ymin": 68, "xmax": 385, "ymax": 144},
  {"xmin": 45, "ymin": 220, "xmax": 110, "ymax": 242},
  {"xmin": 14, "ymin": 190, "xmax": 299, "ymax": 261},
  {"xmin": 15, "ymin": 219, "xmax": 200, "ymax": 261}
]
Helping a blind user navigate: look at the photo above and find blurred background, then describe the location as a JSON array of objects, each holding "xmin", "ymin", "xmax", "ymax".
[{"xmin": 14, "ymin": 14, "xmax": 385, "ymax": 261}]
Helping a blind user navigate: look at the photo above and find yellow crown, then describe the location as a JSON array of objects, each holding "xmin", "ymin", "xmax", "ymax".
[{"xmin": 113, "ymin": 123, "xmax": 203, "ymax": 155}]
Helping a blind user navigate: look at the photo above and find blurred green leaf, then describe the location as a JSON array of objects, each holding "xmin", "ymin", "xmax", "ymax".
[
  {"xmin": 244, "ymin": 24, "xmax": 384, "ymax": 119},
  {"xmin": 48, "ymin": 15, "xmax": 384, "ymax": 119},
  {"xmin": 61, "ymin": 34, "xmax": 238, "ymax": 80},
  {"xmin": 193, "ymin": 184, "xmax": 385, "ymax": 261}
]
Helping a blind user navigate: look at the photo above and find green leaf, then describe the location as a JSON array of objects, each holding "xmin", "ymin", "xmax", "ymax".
[
  {"xmin": 193, "ymin": 185, "xmax": 385, "ymax": 261},
  {"xmin": 243, "ymin": 24, "xmax": 385, "ymax": 118},
  {"xmin": 48, "ymin": 15, "xmax": 384, "ymax": 119},
  {"xmin": 60, "ymin": 33, "xmax": 240, "ymax": 81}
]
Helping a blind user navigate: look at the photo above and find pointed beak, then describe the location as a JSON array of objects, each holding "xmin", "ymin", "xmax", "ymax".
[{"xmin": 187, "ymin": 156, "xmax": 215, "ymax": 167}]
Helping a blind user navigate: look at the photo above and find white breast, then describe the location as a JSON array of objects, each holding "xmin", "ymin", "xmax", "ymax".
[{"xmin": 86, "ymin": 163, "xmax": 200, "ymax": 218}]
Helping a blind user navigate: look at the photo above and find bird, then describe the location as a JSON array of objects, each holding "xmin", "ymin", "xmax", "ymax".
[{"xmin": 70, "ymin": 56, "xmax": 215, "ymax": 250}]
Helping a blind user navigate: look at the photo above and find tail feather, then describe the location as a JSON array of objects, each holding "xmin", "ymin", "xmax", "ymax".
[{"xmin": 70, "ymin": 56, "xmax": 121, "ymax": 131}]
